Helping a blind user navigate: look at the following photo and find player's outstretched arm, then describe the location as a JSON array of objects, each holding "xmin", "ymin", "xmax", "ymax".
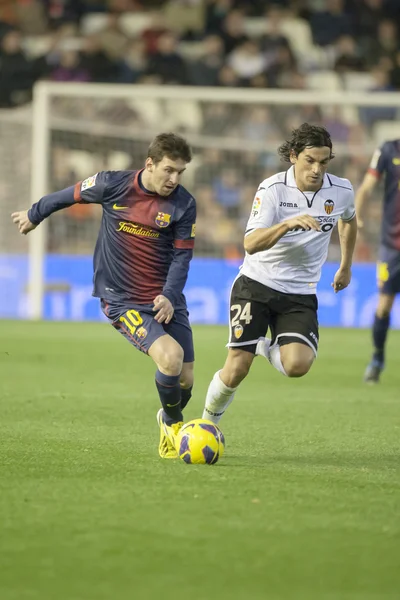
[
  {"xmin": 331, "ymin": 215, "xmax": 357, "ymax": 293},
  {"xmin": 244, "ymin": 214, "xmax": 321, "ymax": 255},
  {"xmin": 355, "ymin": 173, "xmax": 378, "ymax": 231},
  {"xmin": 11, "ymin": 210, "xmax": 37, "ymax": 235}
]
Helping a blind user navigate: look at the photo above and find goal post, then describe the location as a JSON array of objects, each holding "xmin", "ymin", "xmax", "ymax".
[{"xmin": 23, "ymin": 81, "xmax": 400, "ymax": 319}]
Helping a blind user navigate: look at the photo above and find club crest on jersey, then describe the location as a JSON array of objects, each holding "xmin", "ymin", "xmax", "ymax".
[
  {"xmin": 324, "ymin": 200, "xmax": 334, "ymax": 215},
  {"xmin": 251, "ymin": 196, "xmax": 261, "ymax": 217},
  {"xmin": 155, "ymin": 212, "xmax": 171, "ymax": 228},
  {"xmin": 234, "ymin": 324, "xmax": 243, "ymax": 339},
  {"xmin": 81, "ymin": 173, "xmax": 97, "ymax": 191},
  {"xmin": 136, "ymin": 326, "xmax": 148, "ymax": 339}
]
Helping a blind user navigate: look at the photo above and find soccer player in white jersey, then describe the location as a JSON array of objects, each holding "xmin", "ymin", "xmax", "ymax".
[{"xmin": 202, "ymin": 123, "xmax": 357, "ymax": 425}]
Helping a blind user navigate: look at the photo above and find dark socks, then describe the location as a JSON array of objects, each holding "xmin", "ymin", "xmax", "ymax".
[
  {"xmin": 180, "ymin": 386, "xmax": 193, "ymax": 411},
  {"xmin": 372, "ymin": 314, "xmax": 390, "ymax": 365},
  {"xmin": 155, "ymin": 370, "xmax": 182, "ymax": 425}
]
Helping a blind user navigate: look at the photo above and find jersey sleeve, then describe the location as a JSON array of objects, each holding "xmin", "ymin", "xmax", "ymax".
[
  {"xmin": 367, "ymin": 144, "xmax": 389, "ymax": 179},
  {"xmin": 341, "ymin": 187, "xmax": 356, "ymax": 222},
  {"xmin": 172, "ymin": 196, "xmax": 196, "ymax": 250},
  {"xmin": 245, "ymin": 185, "xmax": 278, "ymax": 235},
  {"xmin": 73, "ymin": 171, "xmax": 108, "ymax": 203}
]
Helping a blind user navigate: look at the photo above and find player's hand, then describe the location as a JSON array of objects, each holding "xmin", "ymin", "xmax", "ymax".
[
  {"xmin": 284, "ymin": 215, "xmax": 321, "ymax": 232},
  {"xmin": 331, "ymin": 266, "xmax": 351, "ymax": 293},
  {"xmin": 153, "ymin": 295, "xmax": 174, "ymax": 324},
  {"xmin": 11, "ymin": 210, "xmax": 37, "ymax": 235}
]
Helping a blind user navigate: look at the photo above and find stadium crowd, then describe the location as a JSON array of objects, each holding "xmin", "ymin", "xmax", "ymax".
[{"xmin": 1, "ymin": 0, "xmax": 399, "ymax": 258}]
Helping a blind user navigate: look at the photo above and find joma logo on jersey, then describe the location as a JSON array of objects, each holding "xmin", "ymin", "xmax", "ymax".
[
  {"xmin": 117, "ymin": 221, "xmax": 160, "ymax": 238},
  {"xmin": 280, "ymin": 202, "xmax": 298, "ymax": 208},
  {"xmin": 324, "ymin": 200, "xmax": 334, "ymax": 214},
  {"xmin": 155, "ymin": 212, "xmax": 171, "ymax": 228}
]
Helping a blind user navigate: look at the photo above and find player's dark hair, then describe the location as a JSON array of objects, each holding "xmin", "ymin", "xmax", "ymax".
[
  {"xmin": 278, "ymin": 123, "xmax": 335, "ymax": 162},
  {"xmin": 148, "ymin": 133, "xmax": 192, "ymax": 164}
]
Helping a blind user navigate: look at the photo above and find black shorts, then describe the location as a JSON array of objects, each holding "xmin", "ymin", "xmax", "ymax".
[{"xmin": 227, "ymin": 274, "xmax": 319, "ymax": 355}]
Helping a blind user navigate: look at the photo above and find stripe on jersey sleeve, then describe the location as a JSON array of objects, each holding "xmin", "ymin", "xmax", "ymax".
[
  {"xmin": 367, "ymin": 168, "xmax": 380, "ymax": 179},
  {"xmin": 174, "ymin": 238, "xmax": 194, "ymax": 249},
  {"xmin": 74, "ymin": 182, "xmax": 82, "ymax": 201}
]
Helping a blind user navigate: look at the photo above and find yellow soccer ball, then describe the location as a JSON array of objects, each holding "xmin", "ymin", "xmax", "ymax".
[{"xmin": 177, "ymin": 419, "xmax": 225, "ymax": 465}]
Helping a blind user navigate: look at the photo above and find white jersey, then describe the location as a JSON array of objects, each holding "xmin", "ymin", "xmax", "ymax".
[{"xmin": 241, "ymin": 165, "xmax": 355, "ymax": 294}]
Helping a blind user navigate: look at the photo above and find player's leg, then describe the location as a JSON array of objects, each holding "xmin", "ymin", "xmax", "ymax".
[
  {"xmin": 100, "ymin": 300, "xmax": 183, "ymax": 457},
  {"xmin": 365, "ymin": 250, "xmax": 400, "ymax": 383},
  {"xmin": 164, "ymin": 309, "xmax": 195, "ymax": 412},
  {"xmin": 263, "ymin": 292, "xmax": 319, "ymax": 377},
  {"xmin": 203, "ymin": 275, "xmax": 269, "ymax": 425},
  {"xmin": 365, "ymin": 292, "xmax": 395, "ymax": 383},
  {"xmin": 203, "ymin": 348, "xmax": 255, "ymax": 425}
]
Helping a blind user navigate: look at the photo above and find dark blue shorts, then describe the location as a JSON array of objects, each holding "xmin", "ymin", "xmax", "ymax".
[
  {"xmin": 101, "ymin": 299, "xmax": 194, "ymax": 362},
  {"xmin": 377, "ymin": 246, "xmax": 400, "ymax": 295}
]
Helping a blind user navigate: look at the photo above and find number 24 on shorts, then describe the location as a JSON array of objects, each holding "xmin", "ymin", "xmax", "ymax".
[{"xmin": 231, "ymin": 303, "xmax": 253, "ymax": 326}]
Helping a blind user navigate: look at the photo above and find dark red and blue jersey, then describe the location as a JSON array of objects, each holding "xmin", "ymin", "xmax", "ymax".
[
  {"xmin": 368, "ymin": 140, "xmax": 400, "ymax": 250},
  {"xmin": 28, "ymin": 170, "xmax": 196, "ymax": 308}
]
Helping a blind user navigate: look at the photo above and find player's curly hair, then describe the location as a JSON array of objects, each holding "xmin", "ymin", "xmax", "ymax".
[
  {"xmin": 148, "ymin": 132, "xmax": 192, "ymax": 164},
  {"xmin": 278, "ymin": 123, "xmax": 334, "ymax": 162}
]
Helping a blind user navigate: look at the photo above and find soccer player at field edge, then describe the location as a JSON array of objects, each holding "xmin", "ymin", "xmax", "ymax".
[
  {"xmin": 355, "ymin": 139, "xmax": 400, "ymax": 383},
  {"xmin": 12, "ymin": 132, "xmax": 196, "ymax": 459},
  {"xmin": 202, "ymin": 123, "xmax": 358, "ymax": 425}
]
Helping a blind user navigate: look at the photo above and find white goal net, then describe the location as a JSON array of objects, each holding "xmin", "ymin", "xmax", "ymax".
[{"xmin": 2, "ymin": 82, "xmax": 400, "ymax": 319}]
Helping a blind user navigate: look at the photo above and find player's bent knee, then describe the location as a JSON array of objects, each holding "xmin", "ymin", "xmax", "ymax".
[{"xmin": 283, "ymin": 357, "xmax": 313, "ymax": 378}]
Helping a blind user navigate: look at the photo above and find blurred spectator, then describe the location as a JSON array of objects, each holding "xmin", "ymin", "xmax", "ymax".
[
  {"xmin": 42, "ymin": 0, "xmax": 85, "ymax": 29},
  {"xmin": 363, "ymin": 19, "xmax": 399, "ymax": 69},
  {"xmin": 266, "ymin": 45, "xmax": 297, "ymax": 88},
  {"xmin": 220, "ymin": 9, "xmax": 248, "ymax": 54},
  {"xmin": 80, "ymin": 36, "xmax": 120, "ymax": 82},
  {"xmin": 146, "ymin": 31, "xmax": 188, "ymax": 84},
  {"xmin": 194, "ymin": 148, "xmax": 224, "ymax": 186},
  {"xmin": 120, "ymin": 38, "xmax": 148, "ymax": 83},
  {"xmin": 0, "ymin": 28, "xmax": 46, "ymax": 107},
  {"xmin": 188, "ymin": 34, "xmax": 225, "ymax": 86},
  {"xmin": 212, "ymin": 167, "xmax": 241, "ymax": 218},
  {"xmin": 310, "ymin": 0, "xmax": 352, "ymax": 47},
  {"xmin": 227, "ymin": 40, "xmax": 266, "ymax": 83},
  {"xmin": 333, "ymin": 35, "xmax": 365, "ymax": 73},
  {"xmin": 217, "ymin": 64, "xmax": 241, "ymax": 86},
  {"xmin": 389, "ymin": 50, "xmax": 400, "ymax": 90},
  {"xmin": 141, "ymin": 10, "xmax": 169, "ymax": 55},
  {"xmin": 240, "ymin": 106, "xmax": 280, "ymax": 141},
  {"xmin": 97, "ymin": 14, "xmax": 129, "ymax": 60},
  {"xmin": 50, "ymin": 49, "xmax": 90, "ymax": 81},
  {"xmin": 205, "ymin": 0, "xmax": 233, "ymax": 35}
]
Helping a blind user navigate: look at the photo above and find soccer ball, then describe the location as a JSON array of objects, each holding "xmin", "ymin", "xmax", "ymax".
[{"xmin": 177, "ymin": 419, "xmax": 225, "ymax": 465}]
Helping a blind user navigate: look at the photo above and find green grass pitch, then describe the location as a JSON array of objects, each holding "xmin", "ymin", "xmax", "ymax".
[{"xmin": 1, "ymin": 321, "xmax": 399, "ymax": 600}]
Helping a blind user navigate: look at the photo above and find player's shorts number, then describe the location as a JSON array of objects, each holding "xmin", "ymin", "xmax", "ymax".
[
  {"xmin": 377, "ymin": 261, "xmax": 389, "ymax": 284},
  {"xmin": 231, "ymin": 302, "xmax": 253, "ymax": 326},
  {"xmin": 119, "ymin": 309, "xmax": 143, "ymax": 335}
]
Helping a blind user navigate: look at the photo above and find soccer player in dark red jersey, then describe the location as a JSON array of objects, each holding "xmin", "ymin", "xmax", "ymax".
[
  {"xmin": 12, "ymin": 133, "xmax": 196, "ymax": 458},
  {"xmin": 356, "ymin": 139, "xmax": 400, "ymax": 383}
]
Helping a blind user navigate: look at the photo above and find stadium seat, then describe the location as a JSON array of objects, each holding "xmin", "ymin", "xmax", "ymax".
[
  {"xmin": 342, "ymin": 72, "xmax": 375, "ymax": 91},
  {"xmin": 178, "ymin": 41, "xmax": 204, "ymax": 61},
  {"xmin": 119, "ymin": 13, "xmax": 153, "ymax": 37},
  {"xmin": 80, "ymin": 13, "xmax": 109, "ymax": 35},
  {"xmin": 243, "ymin": 17, "xmax": 266, "ymax": 38},
  {"xmin": 68, "ymin": 151, "xmax": 96, "ymax": 178},
  {"xmin": 305, "ymin": 71, "xmax": 342, "ymax": 91},
  {"xmin": 280, "ymin": 18, "xmax": 314, "ymax": 60},
  {"xmin": 127, "ymin": 99, "xmax": 164, "ymax": 127}
]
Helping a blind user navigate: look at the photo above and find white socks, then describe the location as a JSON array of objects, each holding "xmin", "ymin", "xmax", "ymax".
[
  {"xmin": 256, "ymin": 337, "xmax": 287, "ymax": 376},
  {"xmin": 202, "ymin": 371, "xmax": 237, "ymax": 425}
]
